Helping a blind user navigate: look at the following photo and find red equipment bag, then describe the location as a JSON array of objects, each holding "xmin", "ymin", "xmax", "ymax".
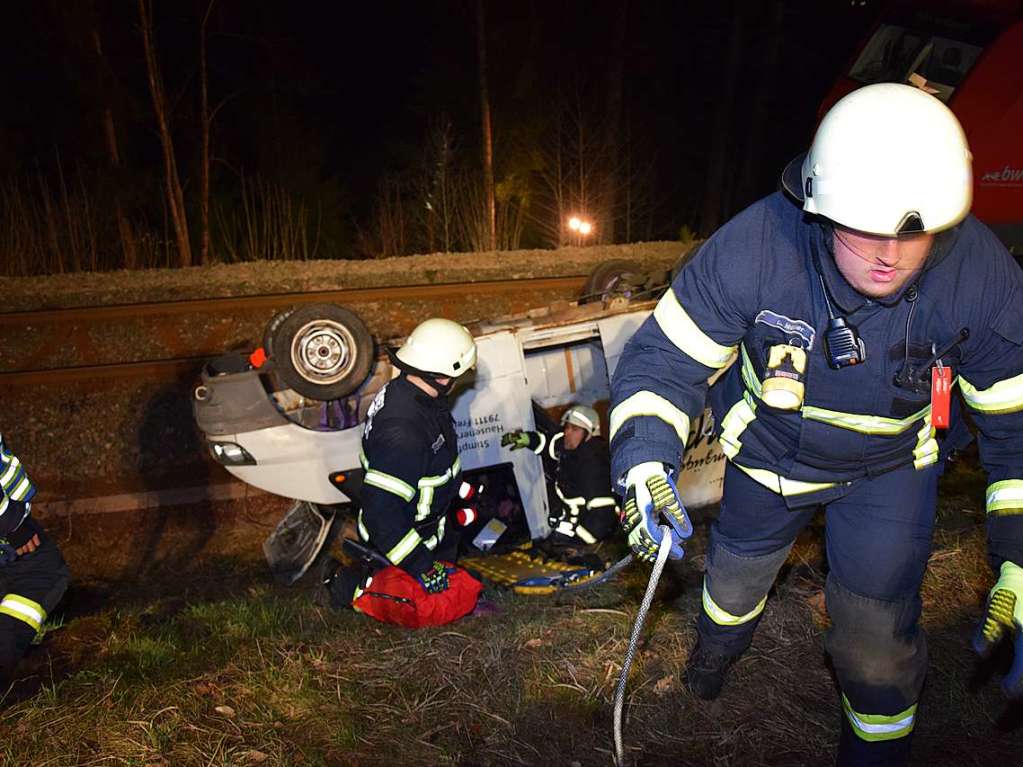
[{"xmin": 352, "ymin": 563, "xmax": 483, "ymax": 628}]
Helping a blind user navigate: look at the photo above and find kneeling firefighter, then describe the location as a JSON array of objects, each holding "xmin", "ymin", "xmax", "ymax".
[
  {"xmin": 320, "ymin": 318, "xmax": 483, "ymax": 628},
  {"xmin": 0, "ymin": 432, "xmax": 70, "ymax": 683},
  {"xmin": 501, "ymin": 404, "xmax": 618, "ymax": 547}
]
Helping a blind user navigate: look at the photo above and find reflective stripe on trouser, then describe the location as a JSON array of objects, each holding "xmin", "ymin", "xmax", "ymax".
[
  {"xmin": 699, "ymin": 461, "xmax": 936, "ymax": 766},
  {"xmin": 827, "ymin": 575, "xmax": 925, "ymax": 767},
  {"xmin": 822, "ymin": 466, "xmax": 935, "ymax": 767},
  {"xmin": 697, "ymin": 537, "xmax": 793, "ymax": 656},
  {"xmin": 0, "ymin": 594, "xmax": 45, "ymax": 631},
  {"xmin": 695, "ymin": 462, "xmax": 811, "ymax": 656},
  {"xmin": 551, "ymin": 503, "xmax": 619, "ymax": 545}
]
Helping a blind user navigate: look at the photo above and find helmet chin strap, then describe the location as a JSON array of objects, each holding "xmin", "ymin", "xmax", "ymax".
[
  {"xmin": 421, "ymin": 372, "xmax": 455, "ymax": 397},
  {"xmin": 395, "ymin": 367, "xmax": 455, "ymax": 398}
]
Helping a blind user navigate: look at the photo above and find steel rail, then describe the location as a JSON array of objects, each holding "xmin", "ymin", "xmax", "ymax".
[{"xmin": 0, "ymin": 357, "xmax": 209, "ymax": 386}]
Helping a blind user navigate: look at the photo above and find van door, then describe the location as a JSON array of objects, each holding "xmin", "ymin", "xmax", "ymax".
[{"xmin": 452, "ymin": 331, "xmax": 549, "ymax": 538}]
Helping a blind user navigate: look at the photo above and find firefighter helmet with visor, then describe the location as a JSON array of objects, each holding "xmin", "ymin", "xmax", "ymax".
[
  {"xmin": 781, "ymin": 83, "xmax": 972, "ymax": 236},
  {"xmin": 394, "ymin": 318, "xmax": 477, "ymax": 378}
]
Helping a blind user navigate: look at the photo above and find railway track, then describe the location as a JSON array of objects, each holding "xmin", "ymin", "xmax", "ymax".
[{"xmin": 0, "ymin": 275, "xmax": 586, "ymax": 387}]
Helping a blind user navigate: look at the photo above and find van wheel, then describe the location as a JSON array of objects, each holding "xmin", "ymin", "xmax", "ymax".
[
  {"xmin": 269, "ymin": 304, "xmax": 375, "ymax": 401},
  {"xmin": 581, "ymin": 259, "xmax": 641, "ymax": 303}
]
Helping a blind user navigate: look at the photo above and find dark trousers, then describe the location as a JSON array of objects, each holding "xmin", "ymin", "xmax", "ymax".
[
  {"xmin": 697, "ymin": 461, "xmax": 938, "ymax": 767},
  {"xmin": 0, "ymin": 530, "xmax": 70, "ymax": 682}
]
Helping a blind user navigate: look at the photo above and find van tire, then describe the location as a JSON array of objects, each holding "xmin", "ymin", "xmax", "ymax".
[
  {"xmin": 581, "ymin": 259, "xmax": 641, "ymax": 303},
  {"xmin": 269, "ymin": 304, "xmax": 375, "ymax": 401}
]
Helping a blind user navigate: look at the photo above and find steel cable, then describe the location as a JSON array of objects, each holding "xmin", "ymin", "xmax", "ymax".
[{"xmin": 612, "ymin": 526, "xmax": 673, "ymax": 766}]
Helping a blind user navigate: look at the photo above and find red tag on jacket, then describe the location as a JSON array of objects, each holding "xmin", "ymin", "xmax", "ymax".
[{"xmin": 931, "ymin": 367, "xmax": 952, "ymax": 428}]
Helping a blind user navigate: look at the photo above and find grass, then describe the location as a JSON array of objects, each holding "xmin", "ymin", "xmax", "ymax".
[{"xmin": 0, "ymin": 473, "xmax": 1019, "ymax": 766}]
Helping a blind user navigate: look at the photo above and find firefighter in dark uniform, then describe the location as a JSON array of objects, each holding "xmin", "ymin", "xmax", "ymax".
[
  {"xmin": 501, "ymin": 404, "xmax": 618, "ymax": 546},
  {"xmin": 0, "ymin": 432, "xmax": 70, "ymax": 684},
  {"xmin": 610, "ymin": 83, "xmax": 1023, "ymax": 766},
  {"xmin": 321, "ymin": 318, "xmax": 478, "ymax": 610}
]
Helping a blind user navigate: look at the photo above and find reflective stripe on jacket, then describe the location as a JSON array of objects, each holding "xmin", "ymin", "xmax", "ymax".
[{"xmin": 0, "ymin": 433, "xmax": 35, "ymax": 539}]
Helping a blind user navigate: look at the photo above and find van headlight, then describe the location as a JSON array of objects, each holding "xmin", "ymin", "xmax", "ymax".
[{"xmin": 209, "ymin": 441, "xmax": 256, "ymax": 466}]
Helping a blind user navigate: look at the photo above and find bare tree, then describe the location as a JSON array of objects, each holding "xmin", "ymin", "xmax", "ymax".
[
  {"xmin": 699, "ymin": 0, "xmax": 747, "ymax": 235},
  {"xmin": 737, "ymin": 0, "xmax": 785, "ymax": 208},
  {"xmin": 476, "ymin": 0, "xmax": 496, "ymax": 251},
  {"xmin": 90, "ymin": 24, "xmax": 139, "ymax": 270},
  {"xmin": 531, "ymin": 96, "xmax": 612, "ymax": 246},
  {"xmin": 359, "ymin": 175, "xmax": 409, "ymax": 259},
  {"xmin": 139, "ymin": 0, "xmax": 192, "ymax": 267},
  {"xmin": 199, "ymin": 0, "xmax": 216, "ymax": 265},
  {"xmin": 419, "ymin": 117, "xmax": 456, "ymax": 253},
  {"xmin": 601, "ymin": 0, "xmax": 629, "ymax": 244}
]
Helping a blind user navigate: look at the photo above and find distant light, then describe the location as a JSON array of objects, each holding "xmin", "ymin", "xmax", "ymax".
[
  {"xmin": 568, "ymin": 217, "xmax": 582, "ymax": 231},
  {"xmin": 578, "ymin": 221, "xmax": 593, "ymax": 236}
]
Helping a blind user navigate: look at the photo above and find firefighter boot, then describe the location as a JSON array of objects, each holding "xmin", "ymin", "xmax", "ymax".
[
  {"xmin": 316, "ymin": 557, "xmax": 368, "ymax": 610},
  {"xmin": 683, "ymin": 640, "xmax": 740, "ymax": 700}
]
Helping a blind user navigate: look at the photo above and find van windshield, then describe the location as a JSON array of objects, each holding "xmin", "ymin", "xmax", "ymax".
[{"xmin": 848, "ymin": 23, "xmax": 985, "ymax": 102}]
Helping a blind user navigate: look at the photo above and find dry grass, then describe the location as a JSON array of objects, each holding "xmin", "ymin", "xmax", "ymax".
[
  {"xmin": 1, "ymin": 473, "xmax": 1020, "ymax": 766},
  {"xmin": 0, "ymin": 172, "xmax": 324, "ymax": 276}
]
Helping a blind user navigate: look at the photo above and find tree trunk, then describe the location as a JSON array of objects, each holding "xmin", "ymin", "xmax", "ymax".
[
  {"xmin": 602, "ymin": 0, "xmax": 629, "ymax": 244},
  {"xmin": 139, "ymin": 0, "xmax": 192, "ymax": 268},
  {"xmin": 91, "ymin": 27, "xmax": 138, "ymax": 270},
  {"xmin": 476, "ymin": 0, "xmax": 496, "ymax": 251},
  {"xmin": 738, "ymin": 0, "xmax": 784, "ymax": 207},
  {"xmin": 199, "ymin": 1, "xmax": 215, "ymax": 265},
  {"xmin": 699, "ymin": 0, "xmax": 746, "ymax": 236}
]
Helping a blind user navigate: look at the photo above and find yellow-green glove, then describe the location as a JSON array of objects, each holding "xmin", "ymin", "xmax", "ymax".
[
  {"xmin": 501, "ymin": 430, "xmax": 534, "ymax": 450},
  {"xmin": 621, "ymin": 462, "xmax": 692, "ymax": 563},
  {"xmin": 973, "ymin": 560, "xmax": 1023, "ymax": 699}
]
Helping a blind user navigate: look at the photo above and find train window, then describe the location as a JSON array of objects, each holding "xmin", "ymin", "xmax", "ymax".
[
  {"xmin": 849, "ymin": 23, "xmax": 986, "ymax": 103},
  {"xmin": 849, "ymin": 24, "xmax": 926, "ymax": 84},
  {"xmin": 908, "ymin": 37, "xmax": 983, "ymax": 101}
]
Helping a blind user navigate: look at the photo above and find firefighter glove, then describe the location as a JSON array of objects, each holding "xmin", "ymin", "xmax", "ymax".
[
  {"xmin": 417, "ymin": 561, "xmax": 450, "ymax": 594},
  {"xmin": 973, "ymin": 560, "xmax": 1023, "ymax": 699},
  {"xmin": 500, "ymin": 430, "xmax": 533, "ymax": 451},
  {"xmin": 622, "ymin": 462, "xmax": 692, "ymax": 563}
]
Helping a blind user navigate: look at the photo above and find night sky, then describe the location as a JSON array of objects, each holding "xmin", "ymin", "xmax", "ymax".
[{"xmin": 0, "ymin": 1, "xmax": 880, "ymax": 269}]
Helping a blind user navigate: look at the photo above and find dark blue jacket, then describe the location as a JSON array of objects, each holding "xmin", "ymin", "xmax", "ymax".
[
  {"xmin": 358, "ymin": 376, "xmax": 461, "ymax": 577},
  {"xmin": 610, "ymin": 191, "xmax": 1023, "ymax": 566}
]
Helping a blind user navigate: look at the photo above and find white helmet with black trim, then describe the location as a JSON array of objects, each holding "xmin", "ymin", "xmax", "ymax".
[
  {"xmin": 394, "ymin": 318, "xmax": 477, "ymax": 378},
  {"xmin": 561, "ymin": 404, "xmax": 600, "ymax": 437},
  {"xmin": 781, "ymin": 83, "xmax": 972, "ymax": 236}
]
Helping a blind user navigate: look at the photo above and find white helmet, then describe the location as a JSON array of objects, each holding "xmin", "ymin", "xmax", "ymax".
[
  {"xmin": 561, "ymin": 404, "xmax": 600, "ymax": 437},
  {"xmin": 782, "ymin": 83, "xmax": 972, "ymax": 236},
  {"xmin": 395, "ymin": 318, "xmax": 477, "ymax": 378}
]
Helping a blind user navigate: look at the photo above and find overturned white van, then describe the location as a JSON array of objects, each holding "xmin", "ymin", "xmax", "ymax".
[{"xmin": 193, "ymin": 291, "xmax": 726, "ymax": 579}]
